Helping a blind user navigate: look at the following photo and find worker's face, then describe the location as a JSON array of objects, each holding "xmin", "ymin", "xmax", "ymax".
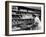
[{"xmin": 36, "ymin": 15, "xmax": 39, "ymax": 17}]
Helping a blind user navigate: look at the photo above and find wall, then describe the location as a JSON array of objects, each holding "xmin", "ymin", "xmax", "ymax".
[{"xmin": 0, "ymin": 0, "xmax": 46, "ymax": 37}]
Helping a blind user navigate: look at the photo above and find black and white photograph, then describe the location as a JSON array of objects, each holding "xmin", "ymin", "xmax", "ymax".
[
  {"xmin": 12, "ymin": 6, "xmax": 41, "ymax": 31},
  {"xmin": 5, "ymin": 1, "xmax": 45, "ymax": 36}
]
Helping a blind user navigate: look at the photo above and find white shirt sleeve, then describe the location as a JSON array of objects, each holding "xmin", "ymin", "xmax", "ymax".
[{"xmin": 35, "ymin": 17, "xmax": 40, "ymax": 23}]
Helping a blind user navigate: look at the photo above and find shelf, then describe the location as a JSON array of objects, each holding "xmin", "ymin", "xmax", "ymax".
[
  {"xmin": 12, "ymin": 18, "xmax": 33, "ymax": 20},
  {"xmin": 12, "ymin": 11, "xmax": 40, "ymax": 14}
]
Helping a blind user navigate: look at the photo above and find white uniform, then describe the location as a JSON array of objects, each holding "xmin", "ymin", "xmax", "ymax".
[{"xmin": 34, "ymin": 16, "xmax": 41, "ymax": 30}]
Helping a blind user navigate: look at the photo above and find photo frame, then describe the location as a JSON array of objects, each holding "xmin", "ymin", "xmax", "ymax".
[{"xmin": 5, "ymin": 1, "xmax": 45, "ymax": 36}]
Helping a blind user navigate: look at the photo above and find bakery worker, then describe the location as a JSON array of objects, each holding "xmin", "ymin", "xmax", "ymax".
[{"xmin": 32, "ymin": 14, "xmax": 41, "ymax": 30}]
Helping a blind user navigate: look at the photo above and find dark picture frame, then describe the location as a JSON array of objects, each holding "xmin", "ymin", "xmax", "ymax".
[{"xmin": 5, "ymin": 1, "xmax": 45, "ymax": 36}]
